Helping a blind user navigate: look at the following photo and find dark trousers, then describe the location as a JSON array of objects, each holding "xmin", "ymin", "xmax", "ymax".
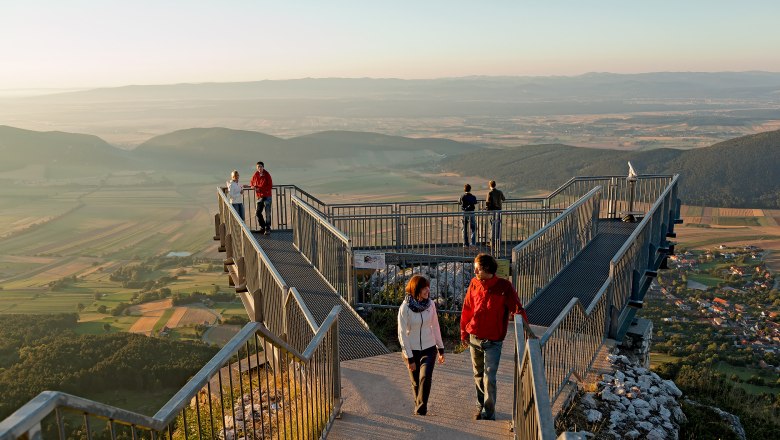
[{"xmin": 407, "ymin": 345, "xmax": 438, "ymax": 415}]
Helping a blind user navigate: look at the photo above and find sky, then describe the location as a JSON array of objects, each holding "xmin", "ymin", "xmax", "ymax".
[{"xmin": 2, "ymin": 0, "xmax": 780, "ymax": 90}]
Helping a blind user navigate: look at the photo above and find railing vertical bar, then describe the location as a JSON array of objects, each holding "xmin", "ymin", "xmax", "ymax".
[
  {"xmin": 244, "ymin": 340, "xmax": 258, "ymax": 440},
  {"xmin": 54, "ymin": 408, "xmax": 65, "ymax": 440}
]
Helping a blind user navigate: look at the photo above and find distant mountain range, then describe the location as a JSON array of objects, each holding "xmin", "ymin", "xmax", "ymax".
[
  {"xmin": 0, "ymin": 124, "xmax": 777, "ymax": 208},
  {"xmin": 442, "ymin": 130, "xmax": 780, "ymax": 208},
  {"xmin": 43, "ymin": 72, "xmax": 780, "ymax": 102}
]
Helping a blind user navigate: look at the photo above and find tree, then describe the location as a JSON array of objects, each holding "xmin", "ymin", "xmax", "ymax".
[
  {"xmin": 97, "ymin": 305, "xmax": 108, "ymax": 314},
  {"xmin": 76, "ymin": 303, "xmax": 85, "ymax": 312},
  {"xmin": 103, "ymin": 323, "xmax": 111, "ymax": 332}
]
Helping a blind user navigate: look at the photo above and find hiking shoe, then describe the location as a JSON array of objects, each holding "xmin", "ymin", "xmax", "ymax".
[
  {"xmin": 474, "ymin": 410, "xmax": 483, "ymax": 420},
  {"xmin": 263, "ymin": 229, "xmax": 270, "ymax": 235}
]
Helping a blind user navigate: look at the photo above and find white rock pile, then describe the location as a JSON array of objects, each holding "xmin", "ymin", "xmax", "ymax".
[
  {"xmin": 579, "ymin": 354, "xmax": 687, "ymax": 440},
  {"xmin": 220, "ymin": 391, "xmax": 282, "ymax": 440}
]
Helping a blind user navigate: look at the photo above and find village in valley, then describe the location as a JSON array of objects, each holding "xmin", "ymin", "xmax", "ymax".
[{"xmin": 646, "ymin": 243, "xmax": 780, "ymax": 386}]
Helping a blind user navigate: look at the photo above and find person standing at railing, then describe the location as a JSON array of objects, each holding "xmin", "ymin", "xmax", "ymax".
[
  {"xmin": 459, "ymin": 184, "xmax": 478, "ymax": 248},
  {"xmin": 460, "ymin": 253, "xmax": 528, "ymax": 421},
  {"xmin": 398, "ymin": 275, "xmax": 446, "ymax": 416},
  {"xmin": 486, "ymin": 180, "xmax": 505, "ymax": 249},
  {"xmin": 250, "ymin": 161, "xmax": 273, "ymax": 235},
  {"xmin": 227, "ymin": 170, "xmax": 245, "ymax": 220}
]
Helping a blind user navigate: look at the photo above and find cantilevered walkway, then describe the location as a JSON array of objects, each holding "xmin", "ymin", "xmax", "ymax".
[
  {"xmin": 525, "ymin": 220, "xmax": 638, "ymax": 327},
  {"xmin": 250, "ymin": 230, "xmax": 388, "ymax": 361}
]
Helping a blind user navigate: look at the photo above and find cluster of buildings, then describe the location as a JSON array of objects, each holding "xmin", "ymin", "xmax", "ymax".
[{"xmin": 660, "ymin": 245, "xmax": 779, "ymax": 372}]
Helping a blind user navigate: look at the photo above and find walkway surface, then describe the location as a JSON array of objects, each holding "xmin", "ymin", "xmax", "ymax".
[
  {"xmin": 525, "ymin": 220, "xmax": 639, "ymax": 327},
  {"xmin": 329, "ymin": 328, "xmax": 520, "ymax": 440},
  {"xmin": 252, "ymin": 230, "xmax": 389, "ymax": 361}
]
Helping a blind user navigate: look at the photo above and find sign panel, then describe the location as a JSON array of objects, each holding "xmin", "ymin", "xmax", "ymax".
[{"xmin": 354, "ymin": 251, "xmax": 386, "ymax": 269}]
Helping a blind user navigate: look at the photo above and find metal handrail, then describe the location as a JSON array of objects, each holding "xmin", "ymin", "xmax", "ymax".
[
  {"xmin": 512, "ymin": 187, "xmax": 602, "ymax": 306},
  {"xmin": 292, "ymin": 195, "xmax": 355, "ymax": 304},
  {"xmin": 512, "ymin": 316, "xmax": 556, "ymax": 440},
  {"xmin": 0, "ymin": 308, "xmax": 342, "ymax": 440}
]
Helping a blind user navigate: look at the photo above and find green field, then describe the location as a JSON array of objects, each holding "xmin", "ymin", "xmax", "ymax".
[
  {"xmin": 650, "ymin": 352, "xmax": 683, "ymax": 369},
  {"xmin": 714, "ymin": 362, "xmax": 779, "ymax": 395},
  {"xmin": 687, "ymin": 273, "xmax": 722, "ymax": 287}
]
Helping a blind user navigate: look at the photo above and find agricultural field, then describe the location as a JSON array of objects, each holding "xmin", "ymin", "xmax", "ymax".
[{"xmin": 676, "ymin": 206, "xmax": 780, "ymax": 257}]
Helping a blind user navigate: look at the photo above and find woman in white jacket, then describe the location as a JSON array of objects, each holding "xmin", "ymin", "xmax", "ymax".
[
  {"xmin": 227, "ymin": 170, "xmax": 244, "ymax": 220},
  {"xmin": 398, "ymin": 275, "xmax": 445, "ymax": 416}
]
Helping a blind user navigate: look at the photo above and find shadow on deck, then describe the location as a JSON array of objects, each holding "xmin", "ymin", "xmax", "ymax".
[
  {"xmin": 525, "ymin": 220, "xmax": 639, "ymax": 327},
  {"xmin": 251, "ymin": 230, "xmax": 388, "ymax": 361}
]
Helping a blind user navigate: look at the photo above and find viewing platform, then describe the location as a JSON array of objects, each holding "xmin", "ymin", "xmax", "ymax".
[{"xmin": 0, "ymin": 174, "xmax": 680, "ymax": 440}]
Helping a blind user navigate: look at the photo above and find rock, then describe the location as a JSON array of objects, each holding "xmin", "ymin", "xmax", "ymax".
[
  {"xmin": 632, "ymin": 398, "xmax": 650, "ymax": 409},
  {"xmin": 624, "ymin": 430, "xmax": 641, "ymax": 439},
  {"xmin": 647, "ymin": 427, "xmax": 668, "ymax": 440},
  {"xmin": 672, "ymin": 405, "xmax": 687, "ymax": 424},
  {"xmin": 582, "ymin": 392, "xmax": 598, "ymax": 409},
  {"xmin": 662, "ymin": 379, "xmax": 683, "ymax": 397},
  {"xmin": 586, "ymin": 409, "xmax": 603, "ymax": 423},
  {"xmin": 649, "ymin": 397, "xmax": 659, "ymax": 411},
  {"xmin": 609, "ymin": 410, "xmax": 625, "ymax": 425},
  {"xmin": 615, "ymin": 371, "xmax": 626, "ymax": 382},
  {"xmin": 648, "ymin": 385, "xmax": 660, "ymax": 395},
  {"xmin": 637, "ymin": 421, "xmax": 654, "ymax": 432},
  {"xmin": 602, "ymin": 373, "xmax": 615, "ymax": 383},
  {"xmin": 621, "ymin": 396, "xmax": 631, "ymax": 406},
  {"xmin": 635, "ymin": 367, "xmax": 649, "ymax": 375},
  {"xmin": 601, "ymin": 389, "xmax": 621, "ymax": 403},
  {"xmin": 659, "ymin": 405, "xmax": 672, "ymax": 422}
]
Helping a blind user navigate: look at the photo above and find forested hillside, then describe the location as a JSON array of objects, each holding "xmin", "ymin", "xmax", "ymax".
[
  {"xmin": 0, "ymin": 314, "xmax": 218, "ymax": 419},
  {"xmin": 442, "ymin": 129, "xmax": 780, "ymax": 208}
]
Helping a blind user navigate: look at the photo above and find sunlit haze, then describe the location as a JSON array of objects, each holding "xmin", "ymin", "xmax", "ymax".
[{"xmin": 2, "ymin": 0, "xmax": 780, "ymax": 91}]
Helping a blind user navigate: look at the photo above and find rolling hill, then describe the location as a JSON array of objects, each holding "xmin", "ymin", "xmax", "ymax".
[
  {"xmin": 132, "ymin": 128, "xmax": 477, "ymax": 169},
  {"xmin": 0, "ymin": 125, "xmax": 134, "ymax": 178},
  {"xmin": 441, "ymin": 129, "xmax": 780, "ymax": 208}
]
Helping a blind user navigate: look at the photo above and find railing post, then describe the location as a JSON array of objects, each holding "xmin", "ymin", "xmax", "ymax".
[
  {"xmin": 332, "ymin": 314, "xmax": 342, "ymax": 402},
  {"xmin": 607, "ymin": 177, "xmax": 618, "ymax": 218},
  {"xmin": 251, "ymin": 288, "xmax": 263, "ymax": 323}
]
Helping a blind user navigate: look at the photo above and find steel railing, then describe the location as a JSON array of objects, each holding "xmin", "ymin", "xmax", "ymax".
[
  {"xmin": 511, "ymin": 175, "xmax": 680, "ymax": 438},
  {"xmin": 512, "ymin": 187, "xmax": 602, "ymax": 307},
  {"xmin": 513, "ymin": 316, "xmax": 556, "ymax": 440},
  {"xmin": 231, "ymin": 184, "xmax": 327, "ymax": 232},
  {"xmin": 291, "ymin": 195, "xmax": 355, "ymax": 304},
  {"xmin": 219, "ymin": 189, "xmax": 290, "ymax": 337},
  {"xmin": 0, "ymin": 309, "xmax": 342, "ymax": 440},
  {"xmin": 546, "ymin": 175, "xmax": 674, "ymax": 219},
  {"xmin": 329, "ymin": 208, "xmax": 563, "ymax": 259},
  {"xmin": 607, "ymin": 174, "xmax": 680, "ymax": 328}
]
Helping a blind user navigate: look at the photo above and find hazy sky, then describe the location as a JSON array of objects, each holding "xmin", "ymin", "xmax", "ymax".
[{"xmin": 2, "ymin": 0, "xmax": 779, "ymax": 90}]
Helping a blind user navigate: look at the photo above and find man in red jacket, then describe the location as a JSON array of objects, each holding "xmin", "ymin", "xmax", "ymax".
[
  {"xmin": 460, "ymin": 253, "xmax": 528, "ymax": 421},
  {"xmin": 250, "ymin": 161, "xmax": 273, "ymax": 235}
]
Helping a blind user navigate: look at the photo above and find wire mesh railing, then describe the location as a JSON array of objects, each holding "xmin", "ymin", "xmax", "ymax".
[
  {"xmin": 512, "ymin": 187, "xmax": 602, "ymax": 307},
  {"xmin": 356, "ymin": 253, "xmax": 473, "ymax": 313},
  {"xmin": 511, "ymin": 175, "xmax": 680, "ymax": 438},
  {"xmin": 291, "ymin": 195, "xmax": 354, "ymax": 304},
  {"xmin": 608, "ymin": 174, "xmax": 680, "ymax": 316},
  {"xmin": 0, "ymin": 309, "xmax": 342, "ymax": 440},
  {"xmin": 512, "ymin": 316, "xmax": 556, "ymax": 440}
]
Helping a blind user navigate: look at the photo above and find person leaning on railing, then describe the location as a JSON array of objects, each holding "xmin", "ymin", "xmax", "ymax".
[
  {"xmin": 398, "ymin": 275, "xmax": 445, "ymax": 416},
  {"xmin": 460, "ymin": 253, "xmax": 529, "ymax": 421},
  {"xmin": 227, "ymin": 170, "xmax": 245, "ymax": 220},
  {"xmin": 250, "ymin": 161, "xmax": 273, "ymax": 235}
]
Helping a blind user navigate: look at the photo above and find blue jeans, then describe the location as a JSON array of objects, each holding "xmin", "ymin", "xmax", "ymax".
[
  {"xmin": 256, "ymin": 196, "xmax": 272, "ymax": 230},
  {"xmin": 462, "ymin": 211, "xmax": 476, "ymax": 246},
  {"xmin": 469, "ymin": 334, "xmax": 503, "ymax": 420},
  {"xmin": 231, "ymin": 203, "xmax": 244, "ymax": 221},
  {"xmin": 407, "ymin": 345, "xmax": 438, "ymax": 415}
]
